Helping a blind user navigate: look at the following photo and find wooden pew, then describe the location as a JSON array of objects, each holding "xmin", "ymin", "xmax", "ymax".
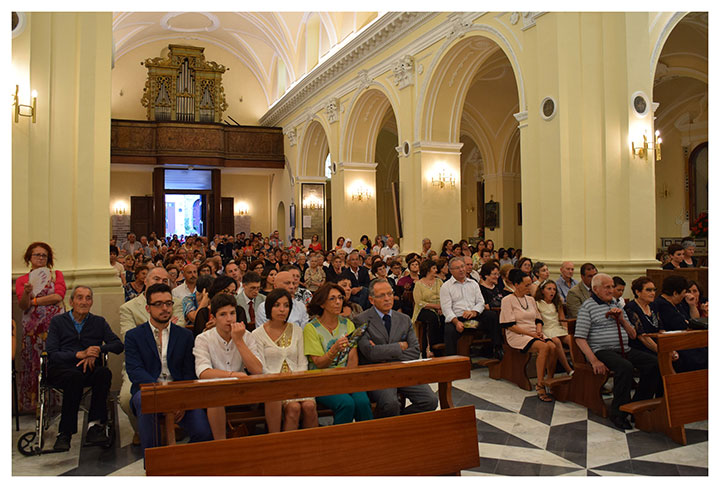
[
  {"xmin": 620, "ymin": 330, "xmax": 708, "ymax": 445},
  {"xmin": 545, "ymin": 319, "xmax": 610, "ymax": 417},
  {"xmin": 646, "ymin": 268, "xmax": 707, "ymax": 300},
  {"xmin": 141, "ymin": 356, "xmax": 479, "ymax": 475}
]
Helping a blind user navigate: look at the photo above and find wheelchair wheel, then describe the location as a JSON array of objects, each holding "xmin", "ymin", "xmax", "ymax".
[{"xmin": 17, "ymin": 432, "xmax": 41, "ymax": 456}]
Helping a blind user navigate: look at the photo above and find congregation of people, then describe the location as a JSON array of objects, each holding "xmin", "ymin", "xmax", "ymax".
[{"xmin": 14, "ymin": 231, "xmax": 708, "ymax": 455}]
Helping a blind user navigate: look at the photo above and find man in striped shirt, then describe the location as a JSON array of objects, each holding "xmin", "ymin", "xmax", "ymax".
[{"xmin": 574, "ymin": 273, "xmax": 660, "ymax": 431}]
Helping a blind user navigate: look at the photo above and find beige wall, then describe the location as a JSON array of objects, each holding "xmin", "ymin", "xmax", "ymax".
[
  {"xmin": 112, "ymin": 39, "xmax": 269, "ymax": 124},
  {"xmin": 223, "ymin": 173, "xmax": 273, "ymax": 235}
]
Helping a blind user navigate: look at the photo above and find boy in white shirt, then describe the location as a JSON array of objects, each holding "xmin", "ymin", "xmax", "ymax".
[{"xmin": 193, "ymin": 293, "xmax": 262, "ymax": 440}]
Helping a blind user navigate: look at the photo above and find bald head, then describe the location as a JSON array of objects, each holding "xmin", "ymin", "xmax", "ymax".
[
  {"xmin": 145, "ymin": 267, "xmax": 171, "ymax": 287},
  {"xmin": 274, "ymin": 271, "xmax": 296, "ymax": 294}
]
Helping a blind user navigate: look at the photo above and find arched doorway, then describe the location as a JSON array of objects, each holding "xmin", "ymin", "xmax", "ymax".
[
  {"xmin": 298, "ymin": 120, "xmax": 331, "ymax": 249},
  {"xmin": 652, "ymin": 12, "xmax": 707, "ymax": 250}
]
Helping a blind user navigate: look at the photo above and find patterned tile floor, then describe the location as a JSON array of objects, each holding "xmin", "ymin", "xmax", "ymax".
[{"xmin": 11, "ymin": 368, "xmax": 708, "ymax": 476}]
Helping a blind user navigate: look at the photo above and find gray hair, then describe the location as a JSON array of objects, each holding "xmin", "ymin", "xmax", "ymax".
[
  {"xmin": 591, "ymin": 273, "xmax": 612, "ymax": 291},
  {"xmin": 368, "ymin": 278, "xmax": 391, "ymax": 297},
  {"xmin": 422, "ymin": 237, "xmax": 431, "ymax": 244},
  {"xmin": 449, "ymin": 257, "xmax": 465, "ymax": 269},
  {"xmin": 70, "ymin": 285, "xmax": 93, "ymax": 300},
  {"xmin": 681, "ymin": 240, "xmax": 696, "ymax": 249}
]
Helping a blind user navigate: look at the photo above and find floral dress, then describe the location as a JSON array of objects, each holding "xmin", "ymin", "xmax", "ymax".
[{"xmin": 15, "ymin": 270, "xmax": 66, "ymax": 410}]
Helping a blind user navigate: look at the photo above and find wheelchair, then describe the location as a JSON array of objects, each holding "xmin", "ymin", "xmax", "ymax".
[{"xmin": 17, "ymin": 351, "xmax": 117, "ymax": 456}]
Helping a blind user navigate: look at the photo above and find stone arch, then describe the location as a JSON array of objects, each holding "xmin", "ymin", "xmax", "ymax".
[
  {"xmin": 298, "ymin": 119, "xmax": 331, "ymax": 178},
  {"xmin": 650, "ymin": 12, "xmax": 690, "ymax": 83},
  {"xmin": 342, "ymin": 85, "xmax": 400, "ymax": 163},
  {"xmin": 417, "ymin": 28, "xmax": 525, "ymax": 143}
]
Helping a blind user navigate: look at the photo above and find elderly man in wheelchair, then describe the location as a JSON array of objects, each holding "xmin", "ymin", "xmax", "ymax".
[{"xmin": 44, "ymin": 285, "xmax": 124, "ymax": 451}]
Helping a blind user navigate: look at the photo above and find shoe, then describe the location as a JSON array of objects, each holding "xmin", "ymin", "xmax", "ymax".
[
  {"xmin": 611, "ymin": 415, "xmax": 632, "ymax": 431},
  {"xmin": 85, "ymin": 424, "xmax": 109, "ymax": 446},
  {"xmin": 535, "ymin": 383, "xmax": 553, "ymax": 402},
  {"xmin": 53, "ymin": 432, "xmax": 72, "ymax": 451},
  {"xmin": 132, "ymin": 432, "xmax": 141, "ymax": 446},
  {"xmin": 494, "ymin": 345, "xmax": 504, "ymax": 361}
]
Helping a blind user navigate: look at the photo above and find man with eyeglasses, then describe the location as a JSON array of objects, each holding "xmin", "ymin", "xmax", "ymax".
[
  {"xmin": 118, "ymin": 267, "xmax": 185, "ymax": 445},
  {"xmin": 124, "ymin": 283, "xmax": 212, "ymax": 456}
]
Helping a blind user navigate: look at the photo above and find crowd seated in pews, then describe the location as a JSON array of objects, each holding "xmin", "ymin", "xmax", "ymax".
[{"xmin": 14, "ymin": 231, "xmax": 709, "ymax": 462}]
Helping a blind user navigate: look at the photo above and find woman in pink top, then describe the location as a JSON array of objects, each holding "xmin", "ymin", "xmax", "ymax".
[
  {"xmin": 15, "ymin": 242, "xmax": 66, "ymax": 410},
  {"xmin": 499, "ymin": 269, "xmax": 557, "ymax": 402}
]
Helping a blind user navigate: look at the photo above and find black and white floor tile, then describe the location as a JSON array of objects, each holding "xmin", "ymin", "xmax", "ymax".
[{"xmin": 11, "ymin": 368, "xmax": 708, "ymax": 476}]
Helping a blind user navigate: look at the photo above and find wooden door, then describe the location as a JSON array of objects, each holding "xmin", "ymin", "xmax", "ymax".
[
  {"xmin": 220, "ymin": 197, "xmax": 234, "ymax": 236},
  {"xmin": 131, "ymin": 196, "xmax": 154, "ymax": 238}
]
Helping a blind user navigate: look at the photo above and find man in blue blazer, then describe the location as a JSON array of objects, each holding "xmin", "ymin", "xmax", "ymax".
[
  {"xmin": 357, "ymin": 279, "xmax": 438, "ymax": 417},
  {"xmin": 46, "ymin": 285, "xmax": 124, "ymax": 451},
  {"xmin": 124, "ymin": 283, "xmax": 212, "ymax": 454}
]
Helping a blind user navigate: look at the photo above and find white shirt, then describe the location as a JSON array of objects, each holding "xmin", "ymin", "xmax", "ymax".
[
  {"xmin": 193, "ymin": 327, "xmax": 259, "ymax": 378},
  {"xmin": 251, "ymin": 324, "xmax": 308, "ymax": 374},
  {"xmin": 255, "ymin": 297, "xmax": 309, "ymax": 329},
  {"xmin": 111, "ymin": 261, "xmax": 125, "ymax": 281},
  {"xmin": 380, "ymin": 245, "xmax": 399, "ymax": 261},
  {"xmin": 148, "ymin": 322, "xmax": 173, "ymax": 382},
  {"xmin": 172, "ymin": 282, "xmax": 195, "ymax": 300},
  {"xmin": 440, "ymin": 276, "xmax": 486, "ymax": 323}
]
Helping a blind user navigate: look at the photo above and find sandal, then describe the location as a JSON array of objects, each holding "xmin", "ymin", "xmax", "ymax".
[{"xmin": 536, "ymin": 383, "xmax": 553, "ymax": 402}]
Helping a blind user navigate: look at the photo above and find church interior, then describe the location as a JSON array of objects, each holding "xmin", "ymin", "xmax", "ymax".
[{"xmin": 10, "ymin": 11, "xmax": 708, "ymax": 476}]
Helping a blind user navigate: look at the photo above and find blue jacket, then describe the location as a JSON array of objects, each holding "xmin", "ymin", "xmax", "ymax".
[
  {"xmin": 124, "ymin": 321, "xmax": 197, "ymax": 396},
  {"xmin": 45, "ymin": 311, "xmax": 124, "ymax": 369}
]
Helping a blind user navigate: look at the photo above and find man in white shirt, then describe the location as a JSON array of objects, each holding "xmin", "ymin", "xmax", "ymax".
[
  {"xmin": 121, "ymin": 233, "xmax": 142, "ymax": 255},
  {"xmin": 380, "ymin": 235, "xmax": 400, "ymax": 262},
  {"xmin": 255, "ymin": 271, "xmax": 309, "ymax": 328},
  {"xmin": 440, "ymin": 257, "xmax": 500, "ymax": 356},
  {"xmin": 193, "ymin": 293, "xmax": 262, "ymax": 439},
  {"xmin": 172, "ymin": 263, "xmax": 198, "ymax": 300}
]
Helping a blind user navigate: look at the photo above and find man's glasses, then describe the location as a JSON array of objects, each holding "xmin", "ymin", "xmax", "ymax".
[{"xmin": 149, "ymin": 301, "xmax": 174, "ymax": 308}]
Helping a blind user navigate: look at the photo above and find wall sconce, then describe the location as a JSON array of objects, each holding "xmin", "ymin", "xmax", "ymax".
[
  {"xmin": 13, "ymin": 85, "xmax": 37, "ymax": 123},
  {"xmin": 236, "ymin": 202, "xmax": 250, "ymax": 216},
  {"xmin": 351, "ymin": 186, "xmax": 372, "ymax": 202},
  {"xmin": 432, "ymin": 168, "xmax": 456, "ymax": 189},
  {"xmin": 113, "ymin": 202, "xmax": 128, "ymax": 215},
  {"xmin": 302, "ymin": 195, "xmax": 324, "ymax": 209},
  {"xmin": 631, "ymin": 130, "xmax": 662, "ymax": 161}
]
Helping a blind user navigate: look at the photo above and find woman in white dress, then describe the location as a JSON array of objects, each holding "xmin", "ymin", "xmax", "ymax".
[{"xmin": 251, "ymin": 289, "xmax": 318, "ymax": 432}]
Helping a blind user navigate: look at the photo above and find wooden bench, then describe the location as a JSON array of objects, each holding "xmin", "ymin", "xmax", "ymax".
[
  {"xmin": 141, "ymin": 356, "xmax": 479, "ymax": 475},
  {"xmin": 545, "ymin": 319, "xmax": 610, "ymax": 417},
  {"xmin": 620, "ymin": 330, "xmax": 708, "ymax": 445}
]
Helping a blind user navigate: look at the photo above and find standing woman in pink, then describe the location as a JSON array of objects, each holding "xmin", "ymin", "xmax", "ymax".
[{"xmin": 15, "ymin": 242, "xmax": 66, "ymax": 411}]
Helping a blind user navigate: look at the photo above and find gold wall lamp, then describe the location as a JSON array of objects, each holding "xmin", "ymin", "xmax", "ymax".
[
  {"xmin": 432, "ymin": 168, "xmax": 456, "ymax": 189},
  {"xmin": 632, "ymin": 130, "xmax": 662, "ymax": 161},
  {"xmin": 13, "ymin": 85, "xmax": 37, "ymax": 123}
]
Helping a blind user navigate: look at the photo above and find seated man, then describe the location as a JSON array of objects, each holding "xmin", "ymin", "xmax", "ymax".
[
  {"xmin": 281, "ymin": 264, "xmax": 313, "ymax": 305},
  {"xmin": 565, "ymin": 262, "xmax": 597, "ymax": 318},
  {"xmin": 125, "ymin": 284, "xmax": 212, "ymax": 455},
  {"xmin": 555, "ymin": 261, "xmax": 577, "ymax": 303},
  {"xmin": 357, "ymin": 279, "xmax": 437, "ymax": 417},
  {"xmin": 237, "ymin": 271, "xmax": 264, "ymax": 330},
  {"xmin": 254, "ymin": 271, "xmax": 309, "ymax": 328},
  {"xmin": 440, "ymin": 257, "xmax": 502, "ymax": 357},
  {"xmin": 193, "ymin": 293, "xmax": 262, "ymax": 440},
  {"xmin": 380, "ymin": 235, "xmax": 400, "ymax": 262},
  {"xmin": 45, "ymin": 285, "xmax": 124, "ymax": 451},
  {"xmin": 119, "ymin": 267, "xmax": 184, "ymax": 445},
  {"xmin": 341, "ymin": 251, "xmax": 370, "ymax": 309},
  {"xmin": 574, "ymin": 273, "xmax": 660, "ymax": 430}
]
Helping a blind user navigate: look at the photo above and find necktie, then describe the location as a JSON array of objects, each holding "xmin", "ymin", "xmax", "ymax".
[
  {"xmin": 248, "ymin": 299, "xmax": 255, "ymax": 324},
  {"xmin": 383, "ymin": 314, "xmax": 392, "ymax": 336}
]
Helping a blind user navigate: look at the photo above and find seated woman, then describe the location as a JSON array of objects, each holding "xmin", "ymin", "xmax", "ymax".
[
  {"xmin": 440, "ymin": 239, "xmax": 454, "ymax": 259},
  {"xmin": 624, "ymin": 277, "xmax": 664, "ymax": 356},
  {"xmin": 662, "ymin": 243, "xmax": 685, "ymax": 270},
  {"xmin": 534, "ymin": 280, "xmax": 573, "ymax": 375},
  {"xmin": 336, "ymin": 277, "xmax": 363, "ymax": 320},
  {"xmin": 304, "ymin": 283, "xmax": 373, "ymax": 425},
  {"xmin": 436, "ymin": 257, "xmax": 451, "ymax": 282},
  {"xmin": 194, "ymin": 275, "xmax": 248, "ymax": 335},
  {"xmin": 515, "ymin": 257, "xmax": 533, "ymax": 276},
  {"xmin": 397, "ymin": 258, "xmax": 420, "ymax": 316},
  {"xmin": 412, "ymin": 260, "xmax": 444, "ymax": 357},
  {"xmin": 124, "ymin": 265, "xmax": 147, "ymax": 302},
  {"xmin": 687, "ymin": 280, "xmax": 708, "ymax": 318},
  {"xmin": 371, "ymin": 234, "xmax": 384, "ymax": 256},
  {"xmin": 484, "ymin": 239, "xmax": 496, "ymax": 260},
  {"xmin": 334, "ymin": 236, "xmax": 345, "ymax": 251},
  {"xmin": 499, "ymin": 263, "xmax": 515, "ymax": 295},
  {"xmin": 259, "ymin": 267, "xmax": 277, "ymax": 297},
  {"xmin": 251, "ymin": 289, "xmax": 318, "ymax": 433},
  {"xmin": 528, "ymin": 261, "xmax": 550, "ymax": 297},
  {"xmin": 681, "ymin": 240, "xmax": 699, "ymax": 267},
  {"xmin": 500, "ymin": 269, "xmax": 557, "ymax": 401},
  {"xmin": 304, "ymin": 252, "xmax": 326, "ymax": 293},
  {"xmin": 193, "ymin": 293, "xmax": 263, "ymax": 440},
  {"xmin": 497, "ymin": 249, "xmax": 513, "ymax": 267}
]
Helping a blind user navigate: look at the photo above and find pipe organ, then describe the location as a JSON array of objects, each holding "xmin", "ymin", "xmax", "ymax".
[{"xmin": 141, "ymin": 44, "xmax": 228, "ymax": 124}]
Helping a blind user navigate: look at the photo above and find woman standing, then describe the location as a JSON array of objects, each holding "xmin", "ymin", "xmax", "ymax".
[
  {"xmin": 252, "ymin": 289, "xmax": 318, "ymax": 432},
  {"xmin": 412, "ymin": 261, "xmax": 444, "ymax": 357},
  {"xmin": 500, "ymin": 269, "xmax": 557, "ymax": 401},
  {"xmin": 16, "ymin": 242, "xmax": 66, "ymax": 411},
  {"xmin": 304, "ymin": 283, "xmax": 373, "ymax": 424}
]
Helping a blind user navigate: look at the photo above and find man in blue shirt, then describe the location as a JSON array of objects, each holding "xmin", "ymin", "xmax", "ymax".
[{"xmin": 45, "ymin": 286, "xmax": 124, "ymax": 451}]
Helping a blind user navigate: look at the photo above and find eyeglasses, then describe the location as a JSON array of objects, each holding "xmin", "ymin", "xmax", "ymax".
[
  {"xmin": 372, "ymin": 292, "xmax": 394, "ymax": 299},
  {"xmin": 32, "ymin": 253, "xmax": 48, "ymax": 258},
  {"xmin": 149, "ymin": 301, "xmax": 174, "ymax": 308},
  {"xmin": 643, "ymin": 288, "xmax": 656, "ymax": 292}
]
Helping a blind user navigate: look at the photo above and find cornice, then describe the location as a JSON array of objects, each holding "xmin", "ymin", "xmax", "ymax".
[{"xmin": 259, "ymin": 12, "xmax": 437, "ymax": 128}]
